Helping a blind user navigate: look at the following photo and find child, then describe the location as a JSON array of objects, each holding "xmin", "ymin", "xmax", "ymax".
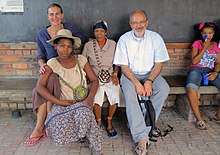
[{"xmin": 186, "ymin": 22, "xmax": 220, "ymax": 130}]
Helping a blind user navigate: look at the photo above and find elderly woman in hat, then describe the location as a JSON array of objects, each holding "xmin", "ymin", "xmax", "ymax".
[
  {"xmin": 82, "ymin": 20, "xmax": 120, "ymax": 138},
  {"xmin": 24, "ymin": 29, "xmax": 103, "ymax": 153}
]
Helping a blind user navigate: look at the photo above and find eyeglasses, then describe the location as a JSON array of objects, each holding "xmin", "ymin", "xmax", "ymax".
[{"xmin": 130, "ymin": 20, "xmax": 147, "ymax": 26}]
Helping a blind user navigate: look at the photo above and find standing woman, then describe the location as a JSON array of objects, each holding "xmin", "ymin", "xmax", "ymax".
[
  {"xmin": 24, "ymin": 3, "xmax": 88, "ymax": 146},
  {"xmin": 82, "ymin": 20, "xmax": 120, "ymax": 138},
  {"xmin": 37, "ymin": 3, "xmax": 88, "ymax": 74}
]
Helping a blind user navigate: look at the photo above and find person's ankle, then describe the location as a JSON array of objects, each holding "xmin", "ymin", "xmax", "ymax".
[{"xmin": 215, "ymin": 112, "xmax": 220, "ymax": 120}]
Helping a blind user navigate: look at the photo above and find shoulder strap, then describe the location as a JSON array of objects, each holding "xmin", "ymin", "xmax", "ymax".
[{"xmin": 93, "ymin": 39, "xmax": 112, "ymax": 71}]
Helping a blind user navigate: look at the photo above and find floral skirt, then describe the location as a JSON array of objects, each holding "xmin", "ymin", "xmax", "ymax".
[{"xmin": 45, "ymin": 102, "xmax": 103, "ymax": 152}]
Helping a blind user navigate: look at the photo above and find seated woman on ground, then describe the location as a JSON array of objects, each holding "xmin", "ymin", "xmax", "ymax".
[{"xmin": 24, "ymin": 29, "xmax": 103, "ymax": 153}]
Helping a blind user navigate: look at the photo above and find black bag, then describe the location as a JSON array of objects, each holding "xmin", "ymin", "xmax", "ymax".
[
  {"xmin": 138, "ymin": 95, "xmax": 156, "ymax": 138},
  {"xmin": 138, "ymin": 95, "xmax": 173, "ymax": 142}
]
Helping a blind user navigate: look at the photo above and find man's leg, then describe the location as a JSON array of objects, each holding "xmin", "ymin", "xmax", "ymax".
[
  {"xmin": 149, "ymin": 75, "xmax": 170, "ymax": 121},
  {"xmin": 121, "ymin": 74, "xmax": 149, "ymax": 143}
]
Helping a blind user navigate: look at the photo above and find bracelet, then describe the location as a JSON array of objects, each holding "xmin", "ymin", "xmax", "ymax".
[{"xmin": 146, "ymin": 78, "xmax": 153, "ymax": 83}]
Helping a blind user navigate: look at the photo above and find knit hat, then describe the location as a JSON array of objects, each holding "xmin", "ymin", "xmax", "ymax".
[{"xmin": 93, "ymin": 20, "xmax": 108, "ymax": 31}]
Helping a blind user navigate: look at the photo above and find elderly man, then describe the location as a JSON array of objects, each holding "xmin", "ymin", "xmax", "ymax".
[{"xmin": 113, "ymin": 10, "xmax": 170, "ymax": 154}]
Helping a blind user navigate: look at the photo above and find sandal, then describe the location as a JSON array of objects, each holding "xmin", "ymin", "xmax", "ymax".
[
  {"xmin": 134, "ymin": 145, "xmax": 148, "ymax": 155},
  {"xmin": 106, "ymin": 117, "xmax": 118, "ymax": 138},
  {"xmin": 196, "ymin": 120, "xmax": 207, "ymax": 130},
  {"xmin": 23, "ymin": 135, "xmax": 44, "ymax": 147},
  {"xmin": 78, "ymin": 137, "xmax": 87, "ymax": 145},
  {"xmin": 151, "ymin": 128, "xmax": 161, "ymax": 137},
  {"xmin": 107, "ymin": 128, "xmax": 118, "ymax": 138}
]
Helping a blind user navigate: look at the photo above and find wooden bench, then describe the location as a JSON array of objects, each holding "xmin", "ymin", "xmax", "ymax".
[
  {"xmin": 164, "ymin": 76, "xmax": 220, "ymax": 122},
  {"xmin": 0, "ymin": 76, "xmax": 219, "ymax": 122}
]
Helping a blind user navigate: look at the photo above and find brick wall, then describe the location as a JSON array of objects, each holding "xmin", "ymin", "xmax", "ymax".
[
  {"xmin": 0, "ymin": 43, "xmax": 38, "ymax": 78},
  {"xmin": 0, "ymin": 42, "xmax": 192, "ymax": 78}
]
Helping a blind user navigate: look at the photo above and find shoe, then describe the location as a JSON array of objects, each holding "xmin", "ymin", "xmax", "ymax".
[
  {"xmin": 23, "ymin": 135, "xmax": 44, "ymax": 147},
  {"xmin": 196, "ymin": 120, "xmax": 207, "ymax": 130},
  {"xmin": 107, "ymin": 128, "xmax": 118, "ymax": 138},
  {"xmin": 134, "ymin": 143, "xmax": 148, "ymax": 155},
  {"xmin": 151, "ymin": 128, "xmax": 161, "ymax": 137}
]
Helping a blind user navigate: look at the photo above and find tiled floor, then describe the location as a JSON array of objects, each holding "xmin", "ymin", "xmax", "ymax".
[{"xmin": 0, "ymin": 105, "xmax": 220, "ymax": 155}]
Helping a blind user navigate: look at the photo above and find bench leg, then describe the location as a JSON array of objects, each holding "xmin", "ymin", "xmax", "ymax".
[{"xmin": 176, "ymin": 94, "xmax": 196, "ymax": 122}]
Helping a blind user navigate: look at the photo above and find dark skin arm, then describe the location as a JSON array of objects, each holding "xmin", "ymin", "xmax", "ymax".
[
  {"xmin": 121, "ymin": 62, "xmax": 163, "ymax": 97},
  {"xmin": 191, "ymin": 38, "xmax": 211, "ymax": 65},
  {"xmin": 36, "ymin": 66, "xmax": 73, "ymax": 106},
  {"xmin": 111, "ymin": 65, "xmax": 120, "ymax": 85},
  {"xmin": 82, "ymin": 62, "xmax": 99, "ymax": 107}
]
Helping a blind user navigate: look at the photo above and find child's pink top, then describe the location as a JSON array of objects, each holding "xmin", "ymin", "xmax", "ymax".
[{"xmin": 191, "ymin": 40, "xmax": 219, "ymax": 69}]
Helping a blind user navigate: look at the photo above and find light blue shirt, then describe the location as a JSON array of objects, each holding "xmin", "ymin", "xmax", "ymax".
[{"xmin": 113, "ymin": 30, "xmax": 170, "ymax": 75}]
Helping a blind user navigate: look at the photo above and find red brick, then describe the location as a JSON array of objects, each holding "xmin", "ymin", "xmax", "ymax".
[
  {"xmin": 16, "ymin": 70, "xmax": 33, "ymax": 75},
  {"xmin": 12, "ymin": 63, "xmax": 28, "ymax": 69},
  {"xmin": 1, "ymin": 64, "xmax": 12, "ymax": 69},
  {"xmin": 31, "ymin": 50, "xmax": 38, "ymax": 56},
  {"xmin": 0, "ymin": 69, "xmax": 15, "ymax": 75},
  {"xmin": 179, "ymin": 54, "xmax": 191, "ymax": 60},
  {"xmin": 2, "ymin": 57, "xmax": 19, "ymax": 62},
  {"xmin": 29, "ymin": 63, "xmax": 39, "ymax": 69},
  {"xmin": 6, "ymin": 50, "xmax": 14, "ymax": 55},
  {"xmin": 169, "ymin": 55, "xmax": 179, "ymax": 60},
  {"xmin": 15, "ymin": 50, "xmax": 23, "ymax": 55},
  {"xmin": 23, "ymin": 50, "xmax": 31, "ymax": 55},
  {"xmin": 175, "ymin": 48, "xmax": 191, "ymax": 53},
  {"xmin": 168, "ymin": 49, "xmax": 175, "ymax": 54},
  {"xmin": 0, "ymin": 50, "xmax": 5, "ymax": 55}
]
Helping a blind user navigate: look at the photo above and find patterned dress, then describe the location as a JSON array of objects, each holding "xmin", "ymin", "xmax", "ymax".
[
  {"xmin": 44, "ymin": 55, "xmax": 103, "ymax": 152},
  {"xmin": 45, "ymin": 102, "xmax": 103, "ymax": 152}
]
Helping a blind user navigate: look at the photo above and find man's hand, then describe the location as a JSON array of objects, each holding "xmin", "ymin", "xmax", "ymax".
[
  {"xmin": 135, "ymin": 82, "xmax": 146, "ymax": 96},
  {"xmin": 144, "ymin": 80, "xmax": 152, "ymax": 96}
]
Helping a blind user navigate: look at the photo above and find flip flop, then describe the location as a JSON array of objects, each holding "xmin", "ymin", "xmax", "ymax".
[
  {"xmin": 196, "ymin": 120, "xmax": 207, "ymax": 130},
  {"xmin": 107, "ymin": 128, "xmax": 118, "ymax": 138},
  {"xmin": 23, "ymin": 135, "xmax": 44, "ymax": 147}
]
